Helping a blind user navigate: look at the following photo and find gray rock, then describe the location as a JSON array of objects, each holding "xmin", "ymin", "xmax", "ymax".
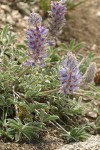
[
  {"xmin": 31, "ymin": 6, "xmax": 39, "ymax": 13},
  {"xmin": 6, "ymin": 14, "xmax": 15, "ymax": 25},
  {"xmin": 0, "ymin": 4, "xmax": 11, "ymax": 13},
  {"xmin": 16, "ymin": 2, "xmax": 31, "ymax": 15},
  {"xmin": 96, "ymin": 11, "xmax": 100, "ymax": 17},
  {"xmin": 0, "ymin": 0, "xmax": 11, "ymax": 5},
  {"xmin": 87, "ymin": 111, "xmax": 98, "ymax": 119},
  {"xmin": 0, "ymin": 9, "xmax": 6, "ymax": 22},
  {"xmin": 11, "ymin": 10, "xmax": 21, "ymax": 22}
]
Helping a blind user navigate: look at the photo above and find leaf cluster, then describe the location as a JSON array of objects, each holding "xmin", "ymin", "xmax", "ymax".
[{"xmin": 0, "ymin": 24, "xmax": 99, "ymax": 143}]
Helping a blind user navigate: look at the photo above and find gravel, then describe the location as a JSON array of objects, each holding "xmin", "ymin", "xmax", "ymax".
[{"xmin": 57, "ymin": 135, "xmax": 100, "ymax": 150}]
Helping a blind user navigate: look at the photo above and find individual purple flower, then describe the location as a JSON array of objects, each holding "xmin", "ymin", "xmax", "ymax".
[
  {"xmin": 59, "ymin": 52, "xmax": 81, "ymax": 94},
  {"xmin": 49, "ymin": 0, "xmax": 66, "ymax": 37},
  {"xmin": 24, "ymin": 60, "xmax": 35, "ymax": 67},
  {"xmin": 26, "ymin": 13, "xmax": 49, "ymax": 66}
]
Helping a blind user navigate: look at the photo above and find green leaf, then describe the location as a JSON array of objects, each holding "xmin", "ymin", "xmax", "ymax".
[
  {"xmin": 43, "ymin": 114, "xmax": 59, "ymax": 122},
  {"xmin": 16, "ymin": 44, "xmax": 27, "ymax": 50},
  {"xmin": 30, "ymin": 103, "xmax": 48, "ymax": 110},
  {"xmin": 0, "ymin": 40, "xmax": 3, "ymax": 45},
  {"xmin": 50, "ymin": 54, "xmax": 60, "ymax": 62},
  {"xmin": 0, "ymin": 25, "xmax": 9, "ymax": 39}
]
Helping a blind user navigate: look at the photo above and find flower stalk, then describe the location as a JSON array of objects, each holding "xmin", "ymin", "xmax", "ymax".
[
  {"xmin": 59, "ymin": 52, "xmax": 81, "ymax": 94},
  {"xmin": 49, "ymin": 0, "xmax": 66, "ymax": 37}
]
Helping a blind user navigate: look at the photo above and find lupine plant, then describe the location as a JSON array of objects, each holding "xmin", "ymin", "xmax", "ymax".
[{"xmin": 0, "ymin": 0, "xmax": 100, "ymax": 143}]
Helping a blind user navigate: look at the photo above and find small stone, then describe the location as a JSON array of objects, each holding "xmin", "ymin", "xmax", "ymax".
[
  {"xmin": 57, "ymin": 135, "xmax": 100, "ymax": 150},
  {"xmin": 16, "ymin": 20, "xmax": 26, "ymax": 28},
  {"xmin": 94, "ymin": 68, "xmax": 100, "ymax": 85},
  {"xmin": 83, "ymin": 117, "xmax": 90, "ymax": 123},
  {"xmin": 31, "ymin": 6, "xmax": 39, "ymax": 13},
  {"xmin": 56, "ymin": 40, "xmax": 61, "ymax": 46},
  {"xmin": 23, "ymin": 16, "xmax": 29, "ymax": 20},
  {"xmin": 0, "ymin": 0, "xmax": 11, "ymax": 5},
  {"xmin": 0, "ymin": 4, "xmax": 11, "ymax": 12},
  {"xmin": 87, "ymin": 111, "xmax": 97, "ymax": 119},
  {"xmin": 91, "ymin": 44, "xmax": 97, "ymax": 51},
  {"xmin": 17, "ymin": 2, "xmax": 31, "ymax": 15},
  {"xmin": 83, "ymin": 97, "xmax": 91, "ymax": 102},
  {"xmin": 11, "ymin": 10, "xmax": 21, "ymax": 21},
  {"xmin": 0, "ymin": 10, "xmax": 6, "ymax": 22},
  {"xmin": 94, "ymin": 101, "xmax": 99, "ymax": 106},
  {"xmin": 6, "ymin": 14, "xmax": 15, "ymax": 25},
  {"xmin": 96, "ymin": 11, "xmax": 100, "ymax": 17}
]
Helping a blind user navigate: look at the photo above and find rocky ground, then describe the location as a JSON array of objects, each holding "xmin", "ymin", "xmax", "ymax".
[
  {"xmin": 0, "ymin": 0, "xmax": 100, "ymax": 149},
  {"xmin": 57, "ymin": 135, "xmax": 100, "ymax": 150},
  {"xmin": 63, "ymin": 0, "xmax": 100, "ymax": 57},
  {"xmin": 0, "ymin": 135, "xmax": 99, "ymax": 150},
  {"xmin": 0, "ymin": 0, "xmax": 100, "ymax": 55},
  {"xmin": 0, "ymin": 129, "xmax": 63, "ymax": 150}
]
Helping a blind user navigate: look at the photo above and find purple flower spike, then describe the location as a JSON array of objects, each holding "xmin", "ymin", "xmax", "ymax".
[
  {"xmin": 59, "ymin": 52, "xmax": 81, "ymax": 94},
  {"xmin": 49, "ymin": 0, "xmax": 66, "ymax": 37},
  {"xmin": 26, "ymin": 13, "xmax": 49, "ymax": 66},
  {"xmin": 26, "ymin": 27, "xmax": 48, "ymax": 52},
  {"xmin": 29, "ymin": 13, "xmax": 42, "ymax": 27}
]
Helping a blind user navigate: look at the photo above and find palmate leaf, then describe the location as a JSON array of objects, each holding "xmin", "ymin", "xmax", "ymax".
[
  {"xmin": 50, "ymin": 54, "xmax": 60, "ymax": 62},
  {"xmin": 6, "ymin": 119, "xmax": 40, "ymax": 142},
  {"xmin": 62, "ymin": 126, "xmax": 89, "ymax": 142},
  {"xmin": 7, "ymin": 119, "xmax": 23, "ymax": 130},
  {"xmin": 69, "ymin": 39, "xmax": 84, "ymax": 52},
  {"xmin": 0, "ymin": 129, "xmax": 14, "ymax": 140},
  {"xmin": 59, "ymin": 40, "xmax": 84, "ymax": 53},
  {"xmin": 62, "ymin": 97, "xmax": 84, "ymax": 116},
  {"xmin": 7, "ymin": 118, "xmax": 40, "ymax": 131},
  {"xmin": 70, "ymin": 127, "xmax": 89, "ymax": 141},
  {"xmin": 95, "ymin": 116, "xmax": 100, "ymax": 132},
  {"xmin": 21, "ymin": 124, "xmax": 40, "ymax": 141}
]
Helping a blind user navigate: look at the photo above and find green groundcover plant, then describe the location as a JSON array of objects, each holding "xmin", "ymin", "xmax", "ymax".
[{"xmin": 0, "ymin": 0, "xmax": 100, "ymax": 142}]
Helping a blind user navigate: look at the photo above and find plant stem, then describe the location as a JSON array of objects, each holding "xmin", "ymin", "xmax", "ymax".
[
  {"xmin": 39, "ymin": 88, "xmax": 60, "ymax": 95},
  {"xmin": 12, "ymin": 86, "xmax": 19, "ymax": 119},
  {"xmin": 53, "ymin": 121, "xmax": 70, "ymax": 135}
]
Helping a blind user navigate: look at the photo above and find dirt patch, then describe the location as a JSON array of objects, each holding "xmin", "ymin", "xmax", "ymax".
[
  {"xmin": 63, "ymin": 0, "xmax": 100, "ymax": 55},
  {"xmin": 0, "ymin": 128, "xmax": 63, "ymax": 150}
]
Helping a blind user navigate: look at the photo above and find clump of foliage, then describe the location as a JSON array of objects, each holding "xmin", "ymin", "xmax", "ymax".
[{"xmin": 0, "ymin": 0, "xmax": 100, "ymax": 143}]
